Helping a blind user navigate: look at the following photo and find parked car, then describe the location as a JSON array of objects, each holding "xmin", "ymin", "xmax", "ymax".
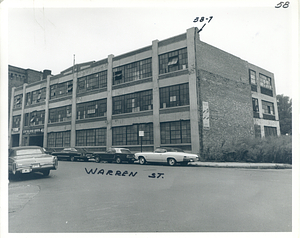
[
  {"xmin": 135, "ymin": 147, "xmax": 199, "ymax": 166},
  {"xmin": 8, "ymin": 146, "xmax": 58, "ymax": 176},
  {"xmin": 93, "ymin": 148, "xmax": 136, "ymax": 164},
  {"xmin": 52, "ymin": 148, "xmax": 93, "ymax": 162}
]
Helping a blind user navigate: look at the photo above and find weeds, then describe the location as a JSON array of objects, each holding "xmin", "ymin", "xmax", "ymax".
[{"xmin": 202, "ymin": 136, "xmax": 292, "ymax": 164}]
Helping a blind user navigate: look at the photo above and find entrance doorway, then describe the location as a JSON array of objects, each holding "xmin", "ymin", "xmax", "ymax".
[
  {"xmin": 29, "ymin": 135, "xmax": 44, "ymax": 147},
  {"xmin": 11, "ymin": 134, "xmax": 19, "ymax": 147}
]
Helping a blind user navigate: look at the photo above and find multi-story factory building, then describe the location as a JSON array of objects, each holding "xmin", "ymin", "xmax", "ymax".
[{"xmin": 8, "ymin": 27, "xmax": 280, "ymax": 154}]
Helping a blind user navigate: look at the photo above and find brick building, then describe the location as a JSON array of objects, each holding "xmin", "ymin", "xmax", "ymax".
[
  {"xmin": 8, "ymin": 27, "xmax": 280, "ymax": 154},
  {"xmin": 8, "ymin": 66, "xmax": 51, "ymax": 129}
]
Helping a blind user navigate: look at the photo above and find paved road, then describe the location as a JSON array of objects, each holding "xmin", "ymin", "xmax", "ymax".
[{"xmin": 9, "ymin": 160, "xmax": 292, "ymax": 232}]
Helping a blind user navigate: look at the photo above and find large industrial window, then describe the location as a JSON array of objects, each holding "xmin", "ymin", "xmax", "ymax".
[
  {"xmin": 76, "ymin": 128, "xmax": 106, "ymax": 146},
  {"xmin": 48, "ymin": 105, "xmax": 72, "ymax": 123},
  {"xmin": 112, "ymin": 58, "xmax": 152, "ymax": 85},
  {"xmin": 160, "ymin": 83, "xmax": 189, "ymax": 108},
  {"xmin": 12, "ymin": 115, "xmax": 21, "ymax": 128},
  {"xmin": 160, "ymin": 120, "xmax": 191, "ymax": 144},
  {"xmin": 25, "ymin": 88, "xmax": 46, "ymax": 106},
  {"xmin": 159, "ymin": 48, "xmax": 188, "ymax": 74},
  {"xmin": 24, "ymin": 110, "xmax": 45, "ymax": 126},
  {"xmin": 77, "ymin": 71, "xmax": 107, "ymax": 94},
  {"xmin": 259, "ymin": 74, "xmax": 272, "ymax": 90},
  {"xmin": 112, "ymin": 89, "xmax": 153, "ymax": 115},
  {"xmin": 14, "ymin": 94, "xmax": 23, "ymax": 109},
  {"xmin": 47, "ymin": 131, "xmax": 71, "ymax": 147},
  {"xmin": 112, "ymin": 123, "xmax": 153, "ymax": 146},
  {"xmin": 77, "ymin": 99, "xmax": 107, "ymax": 119},
  {"xmin": 50, "ymin": 81, "xmax": 73, "ymax": 99},
  {"xmin": 264, "ymin": 126, "xmax": 277, "ymax": 137},
  {"xmin": 262, "ymin": 100, "xmax": 275, "ymax": 120},
  {"xmin": 262, "ymin": 101, "xmax": 274, "ymax": 115}
]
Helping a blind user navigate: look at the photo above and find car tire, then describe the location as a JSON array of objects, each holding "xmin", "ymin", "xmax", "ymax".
[
  {"xmin": 70, "ymin": 156, "xmax": 76, "ymax": 162},
  {"xmin": 116, "ymin": 157, "xmax": 122, "ymax": 164},
  {"xmin": 42, "ymin": 170, "xmax": 50, "ymax": 176},
  {"xmin": 95, "ymin": 157, "xmax": 101, "ymax": 163},
  {"xmin": 168, "ymin": 158, "xmax": 176, "ymax": 166},
  {"xmin": 139, "ymin": 157, "xmax": 146, "ymax": 165}
]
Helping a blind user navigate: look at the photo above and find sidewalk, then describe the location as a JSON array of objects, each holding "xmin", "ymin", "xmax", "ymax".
[{"xmin": 189, "ymin": 161, "xmax": 292, "ymax": 169}]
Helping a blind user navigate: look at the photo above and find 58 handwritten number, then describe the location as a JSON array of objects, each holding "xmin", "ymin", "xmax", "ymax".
[{"xmin": 275, "ymin": 1, "xmax": 289, "ymax": 8}]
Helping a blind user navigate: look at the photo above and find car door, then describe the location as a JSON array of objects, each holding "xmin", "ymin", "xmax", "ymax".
[
  {"xmin": 151, "ymin": 148, "xmax": 166, "ymax": 163},
  {"xmin": 106, "ymin": 148, "xmax": 115, "ymax": 161}
]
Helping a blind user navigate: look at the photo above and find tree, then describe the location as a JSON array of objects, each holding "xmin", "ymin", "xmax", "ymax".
[{"xmin": 276, "ymin": 94, "xmax": 292, "ymax": 135}]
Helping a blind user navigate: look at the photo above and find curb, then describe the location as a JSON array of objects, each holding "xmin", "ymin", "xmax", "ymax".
[{"xmin": 189, "ymin": 162, "xmax": 292, "ymax": 169}]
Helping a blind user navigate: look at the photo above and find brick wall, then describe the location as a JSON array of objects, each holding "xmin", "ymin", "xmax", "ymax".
[{"xmin": 197, "ymin": 69, "xmax": 255, "ymax": 153}]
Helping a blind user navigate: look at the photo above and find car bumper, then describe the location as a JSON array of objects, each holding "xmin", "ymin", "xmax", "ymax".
[
  {"xmin": 11, "ymin": 164, "xmax": 57, "ymax": 174},
  {"xmin": 183, "ymin": 158, "xmax": 197, "ymax": 162}
]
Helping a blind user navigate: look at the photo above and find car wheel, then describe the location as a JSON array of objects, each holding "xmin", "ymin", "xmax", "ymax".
[
  {"xmin": 168, "ymin": 158, "xmax": 176, "ymax": 166},
  {"xmin": 95, "ymin": 157, "xmax": 101, "ymax": 163},
  {"xmin": 116, "ymin": 157, "xmax": 122, "ymax": 164},
  {"xmin": 70, "ymin": 156, "xmax": 76, "ymax": 162},
  {"xmin": 139, "ymin": 157, "xmax": 146, "ymax": 165},
  {"xmin": 42, "ymin": 170, "xmax": 50, "ymax": 176}
]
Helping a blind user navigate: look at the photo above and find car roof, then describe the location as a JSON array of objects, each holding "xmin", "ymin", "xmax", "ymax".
[{"xmin": 10, "ymin": 146, "xmax": 42, "ymax": 150}]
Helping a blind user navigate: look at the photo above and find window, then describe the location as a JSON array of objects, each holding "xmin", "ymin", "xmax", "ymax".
[
  {"xmin": 112, "ymin": 90, "xmax": 153, "ymax": 115},
  {"xmin": 14, "ymin": 94, "xmax": 22, "ymax": 108},
  {"xmin": 159, "ymin": 48, "xmax": 188, "ymax": 74},
  {"xmin": 160, "ymin": 83, "xmax": 189, "ymax": 108},
  {"xmin": 252, "ymin": 98, "xmax": 259, "ymax": 112},
  {"xmin": 254, "ymin": 125, "xmax": 261, "ymax": 138},
  {"xmin": 252, "ymin": 98, "xmax": 259, "ymax": 118},
  {"xmin": 49, "ymin": 105, "xmax": 72, "ymax": 123},
  {"xmin": 50, "ymin": 81, "xmax": 73, "ymax": 99},
  {"xmin": 264, "ymin": 126, "xmax": 277, "ymax": 137},
  {"xmin": 160, "ymin": 120, "xmax": 191, "ymax": 144},
  {"xmin": 24, "ymin": 110, "xmax": 45, "ymax": 126},
  {"xmin": 259, "ymin": 74, "xmax": 272, "ymax": 90},
  {"xmin": 76, "ymin": 99, "xmax": 107, "ymax": 119},
  {"xmin": 77, "ymin": 71, "xmax": 107, "ymax": 94},
  {"xmin": 112, "ymin": 58, "xmax": 152, "ymax": 85},
  {"xmin": 249, "ymin": 70, "xmax": 257, "ymax": 85},
  {"xmin": 76, "ymin": 128, "xmax": 106, "ymax": 146},
  {"xmin": 112, "ymin": 123, "xmax": 153, "ymax": 146},
  {"xmin": 47, "ymin": 131, "xmax": 71, "ymax": 147},
  {"xmin": 27, "ymin": 88, "xmax": 46, "ymax": 105},
  {"xmin": 262, "ymin": 101, "xmax": 274, "ymax": 115},
  {"xmin": 12, "ymin": 115, "xmax": 21, "ymax": 128}
]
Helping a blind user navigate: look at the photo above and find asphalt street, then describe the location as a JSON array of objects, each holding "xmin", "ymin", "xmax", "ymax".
[{"xmin": 9, "ymin": 160, "xmax": 292, "ymax": 232}]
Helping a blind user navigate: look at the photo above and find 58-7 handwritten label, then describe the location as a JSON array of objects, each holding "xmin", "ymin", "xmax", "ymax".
[{"xmin": 193, "ymin": 16, "xmax": 213, "ymax": 33}]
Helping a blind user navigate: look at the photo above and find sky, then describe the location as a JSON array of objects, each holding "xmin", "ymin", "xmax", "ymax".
[{"xmin": 3, "ymin": 0, "xmax": 297, "ymax": 99}]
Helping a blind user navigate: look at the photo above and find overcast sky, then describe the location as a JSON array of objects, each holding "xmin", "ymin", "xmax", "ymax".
[{"xmin": 3, "ymin": 0, "xmax": 298, "ymax": 98}]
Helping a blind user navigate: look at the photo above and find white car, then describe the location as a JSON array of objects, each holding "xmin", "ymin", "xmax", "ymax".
[{"xmin": 135, "ymin": 147, "xmax": 199, "ymax": 166}]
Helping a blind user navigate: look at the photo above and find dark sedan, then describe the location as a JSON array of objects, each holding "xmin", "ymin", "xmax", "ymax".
[
  {"xmin": 52, "ymin": 148, "xmax": 92, "ymax": 162},
  {"xmin": 8, "ymin": 146, "xmax": 58, "ymax": 177},
  {"xmin": 93, "ymin": 148, "xmax": 136, "ymax": 164}
]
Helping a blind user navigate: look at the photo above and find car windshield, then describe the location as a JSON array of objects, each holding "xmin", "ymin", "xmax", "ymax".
[{"xmin": 16, "ymin": 149, "xmax": 43, "ymax": 156}]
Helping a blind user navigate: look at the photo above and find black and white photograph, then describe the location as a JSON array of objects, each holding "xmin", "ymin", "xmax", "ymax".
[{"xmin": 1, "ymin": 0, "xmax": 299, "ymax": 237}]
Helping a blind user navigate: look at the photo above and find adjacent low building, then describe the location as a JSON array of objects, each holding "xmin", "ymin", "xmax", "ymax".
[{"xmin": 8, "ymin": 27, "xmax": 280, "ymax": 154}]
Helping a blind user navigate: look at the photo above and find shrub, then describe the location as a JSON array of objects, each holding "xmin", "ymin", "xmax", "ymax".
[{"xmin": 202, "ymin": 136, "xmax": 292, "ymax": 164}]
